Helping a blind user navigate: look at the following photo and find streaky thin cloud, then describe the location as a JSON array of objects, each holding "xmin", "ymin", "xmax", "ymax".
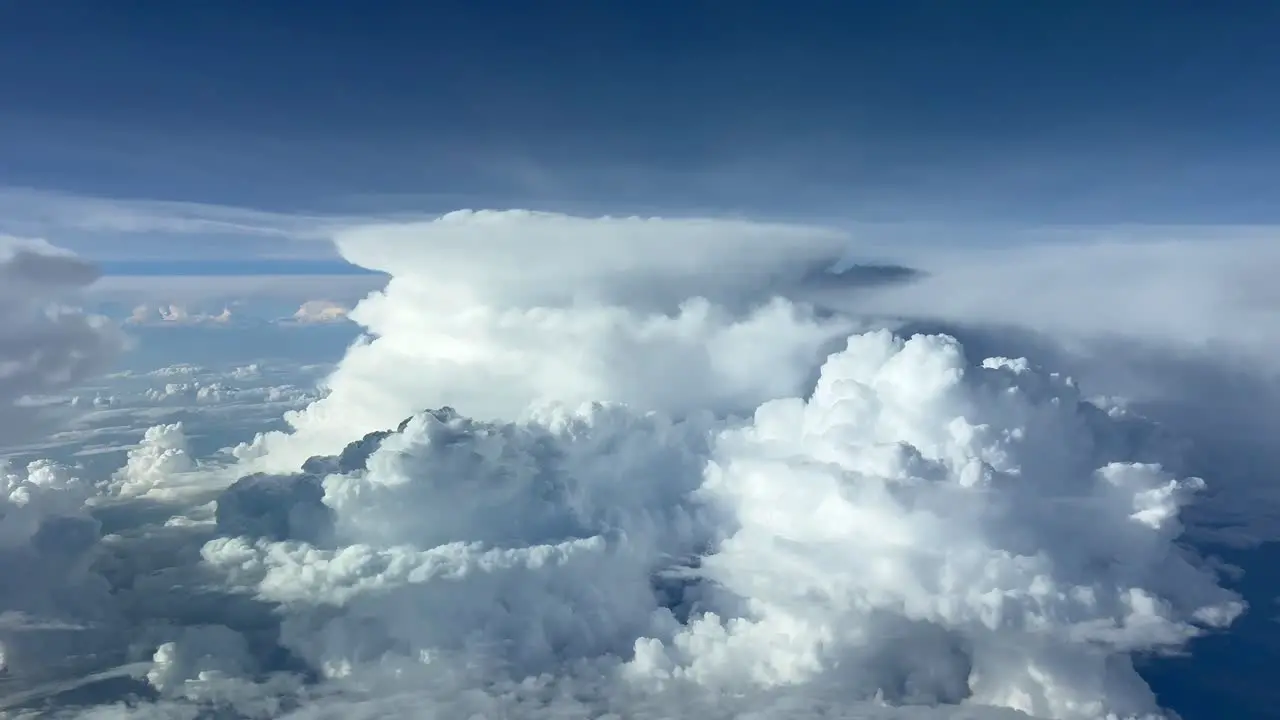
[
  {"xmin": 845, "ymin": 229, "xmax": 1280, "ymax": 361},
  {"xmin": 0, "ymin": 187, "xmax": 348, "ymax": 240}
]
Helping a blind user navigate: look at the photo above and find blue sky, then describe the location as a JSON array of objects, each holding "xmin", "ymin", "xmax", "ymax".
[{"xmin": 3, "ymin": 0, "xmax": 1280, "ymax": 246}]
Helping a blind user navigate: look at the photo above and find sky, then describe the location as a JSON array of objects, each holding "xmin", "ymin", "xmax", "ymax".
[
  {"xmin": 4, "ymin": 0, "xmax": 1280, "ymax": 232},
  {"xmin": 4, "ymin": 4, "xmax": 1280, "ymax": 720}
]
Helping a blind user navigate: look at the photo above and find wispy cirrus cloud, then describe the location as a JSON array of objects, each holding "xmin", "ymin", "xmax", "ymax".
[{"xmin": 0, "ymin": 187, "xmax": 423, "ymax": 261}]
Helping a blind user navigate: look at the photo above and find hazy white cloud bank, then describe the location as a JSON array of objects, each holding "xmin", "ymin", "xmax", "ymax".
[
  {"xmin": 843, "ymin": 229, "xmax": 1280, "ymax": 360},
  {"xmin": 2, "ymin": 210, "xmax": 1278, "ymax": 719},
  {"xmin": 0, "ymin": 237, "xmax": 125, "ymax": 443},
  {"xmin": 0, "ymin": 237, "xmax": 130, "ymax": 710}
]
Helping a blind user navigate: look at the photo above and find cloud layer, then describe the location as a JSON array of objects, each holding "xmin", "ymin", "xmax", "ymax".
[
  {"xmin": 841, "ymin": 228, "xmax": 1280, "ymax": 361},
  {"xmin": 2, "ymin": 210, "xmax": 1275, "ymax": 719}
]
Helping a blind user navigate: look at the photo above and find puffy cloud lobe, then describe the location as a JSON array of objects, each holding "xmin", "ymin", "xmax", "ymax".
[
  {"xmin": 627, "ymin": 332, "xmax": 1238, "ymax": 719},
  {"xmin": 207, "ymin": 403, "xmax": 718, "ymax": 683},
  {"xmin": 111, "ymin": 422, "xmax": 195, "ymax": 498},
  {"xmin": 145, "ymin": 625, "xmax": 257, "ymax": 702}
]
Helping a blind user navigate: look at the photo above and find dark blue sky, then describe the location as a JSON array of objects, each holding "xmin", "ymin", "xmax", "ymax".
[{"xmin": 3, "ymin": 1, "xmax": 1280, "ymax": 223}]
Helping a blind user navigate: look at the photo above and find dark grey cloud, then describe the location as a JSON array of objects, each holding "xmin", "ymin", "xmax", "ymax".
[
  {"xmin": 0, "ymin": 248, "xmax": 101, "ymax": 288},
  {"xmin": 0, "ymin": 243, "xmax": 123, "ymax": 442}
]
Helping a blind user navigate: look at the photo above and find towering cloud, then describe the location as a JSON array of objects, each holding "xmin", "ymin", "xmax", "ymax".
[
  {"xmin": 237, "ymin": 211, "xmax": 862, "ymax": 472},
  {"xmin": 200, "ymin": 212, "xmax": 1244, "ymax": 719}
]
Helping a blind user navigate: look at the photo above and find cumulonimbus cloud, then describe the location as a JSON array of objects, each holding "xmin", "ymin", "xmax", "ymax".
[{"xmin": 2, "ymin": 210, "xmax": 1273, "ymax": 719}]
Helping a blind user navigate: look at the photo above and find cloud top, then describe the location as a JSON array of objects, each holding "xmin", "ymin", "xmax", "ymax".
[
  {"xmin": 239, "ymin": 211, "xmax": 863, "ymax": 470},
  {"xmin": 334, "ymin": 209, "xmax": 853, "ymax": 309}
]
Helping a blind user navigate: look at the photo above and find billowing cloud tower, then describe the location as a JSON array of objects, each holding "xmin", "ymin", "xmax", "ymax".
[{"xmin": 209, "ymin": 212, "xmax": 1239, "ymax": 720}]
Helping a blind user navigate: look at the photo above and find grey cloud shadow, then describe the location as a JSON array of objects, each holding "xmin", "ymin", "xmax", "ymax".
[
  {"xmin": 802, "ymin": 261, "xmax": 927, "ymax": 291},
  {"xmin": 0, "ymin": 249, "xmax": 101, "ymax": 288},
  {"xmin": 3, "ymin": 491, "xmax": 318, "ymax": 715}
]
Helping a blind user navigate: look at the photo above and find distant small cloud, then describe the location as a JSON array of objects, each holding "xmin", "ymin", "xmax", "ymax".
[
  {"xmin": 126, "ymin": 304, "xmax": 235, "ymax": 326},
  {"xmin": 89, "ymin": 274, "xmax": 386, "ymax": 308},
  {"xmin": 289, "ymin": 300, "xmax": 350, "ymax": 324}
]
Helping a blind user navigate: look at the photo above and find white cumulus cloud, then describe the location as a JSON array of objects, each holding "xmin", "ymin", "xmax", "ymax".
[
  {"xmin": 110, "ymin": 422, "xmax": 195, "ymax": 498},
  {"xmin": 289, "ymin": 301, "xmax": 350, "ymax": 324}
]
